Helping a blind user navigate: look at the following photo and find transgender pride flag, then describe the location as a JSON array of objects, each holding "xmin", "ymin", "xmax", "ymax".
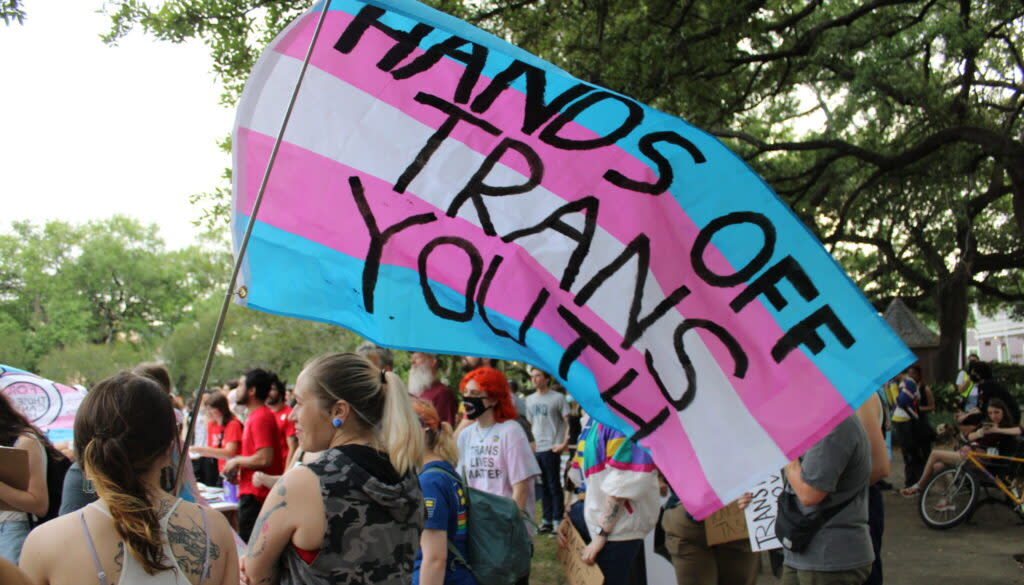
[
  {"xmin": 1, "ymin": 365, "xmax": 85, "ymax": 444},
  {"xmin": 232, "ymin": 0, "xmax": 914, "ymax": 518}
]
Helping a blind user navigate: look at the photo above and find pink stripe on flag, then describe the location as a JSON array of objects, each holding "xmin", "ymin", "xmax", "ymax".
[
  {"xmin": 237, "ymin": 127, "xmax": 722, "ymax": 509},
  {"xmin": 267, "ymin": 11, "xmax": 850, "ymax": 457}
]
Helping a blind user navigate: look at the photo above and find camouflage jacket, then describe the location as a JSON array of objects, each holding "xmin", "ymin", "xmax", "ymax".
[{"xmin": 280, "ymin": 445, "xmax": 423, "ymax": 585}]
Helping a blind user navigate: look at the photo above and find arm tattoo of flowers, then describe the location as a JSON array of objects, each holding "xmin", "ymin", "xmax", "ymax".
[{"xmin": 246, "ymin": 485, "xmax": 287, "ymax": 558}]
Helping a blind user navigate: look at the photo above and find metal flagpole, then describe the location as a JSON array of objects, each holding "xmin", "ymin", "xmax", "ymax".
[{"xmin": 175, "ymin": 0, "xmax": 334, "ymax": 494}]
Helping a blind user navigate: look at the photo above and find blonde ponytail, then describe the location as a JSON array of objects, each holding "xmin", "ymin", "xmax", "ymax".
[
  {"xmin": 380, "ymin": 370, "xmax": 424, "ymax": 476},
  {"xmin": 431, "ymin": 422, "xmax": 459, "ymax": 466}
]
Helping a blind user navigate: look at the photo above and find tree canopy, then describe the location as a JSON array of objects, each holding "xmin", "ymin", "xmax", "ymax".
[
  {"xmin": 103, "ymin": 0, "xmax": 1024, "ymax": 380},
  {"xmin": 0, "ymin": 217, "xmax": 362, "ymax": 392},
  {"xmin": 1, "ymin": 0, "xmax": 25, "ymax": 26}
]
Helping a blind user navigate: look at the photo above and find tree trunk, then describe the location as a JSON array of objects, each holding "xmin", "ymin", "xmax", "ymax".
[{"xmin": 934, "ymin": 265, "xmax": 969, "ymax": 383}]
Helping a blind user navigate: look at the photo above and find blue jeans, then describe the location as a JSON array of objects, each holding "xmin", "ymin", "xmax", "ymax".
[
  {"xmin": 568, "ymin": 500, "xmax": 643, "ymax": 585},
  {"xmin": 535, "ymin": 450, "xmax": 564, "ymax": 523},
  {"xmin": 0, "ymin": 519, "xmax": 31, "ymax": 564}
]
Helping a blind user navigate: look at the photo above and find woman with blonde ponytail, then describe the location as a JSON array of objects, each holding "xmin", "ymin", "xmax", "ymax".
[
  {"xmin": 19, "ymin": 372, "xmax": 238, "ymax": 585},
  {"xmin": 411, "ymin": 399, "xmax": 477, "ymax": 585},
  {"xmin": 242, "ymin": 352, "xmax": 424, "ymax": 585}
]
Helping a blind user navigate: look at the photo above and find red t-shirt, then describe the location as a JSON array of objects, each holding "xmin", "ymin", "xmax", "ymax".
[
  {"xmin": 272, "ymin": 405, "xmax": 296, "ymax": 463},
  {"xmin": 206, "ymin": 418, "xmax": 244, "ymax": 473},
  {"xmin": 239, "ymin": 405, "xmax": 285, "ymax": 501},
  {"xmin": 421, "ymin": 381, "xmax": 457, "ymax": 427}
]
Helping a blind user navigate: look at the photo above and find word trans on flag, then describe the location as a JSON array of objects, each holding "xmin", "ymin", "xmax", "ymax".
[{"xmin": 231, "ymin": 0, "xmax": 914, "ymax": 519}]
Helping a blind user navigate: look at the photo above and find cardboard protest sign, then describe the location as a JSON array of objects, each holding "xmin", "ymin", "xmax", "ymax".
[
  {"xmin": 744, "ymin": 472, "xmax": 785, "ymax": 552},
  {"xmin": 231, "ymin": 0, "xmax": 914, "ymax": 518},
  {"xmin": 557, "ymin": 520, "xmax": 605, "ymax": 585},
  {"xmin": 704, "ymin": 501, "xmax": 748, "ymax": 546},
  {"xmin": 0, "ymin": 446, "xmax": 29, "ymax": 511},
  {"xmin": 1, "ymin": 365, "xmax": 85, "ymax": 443}
]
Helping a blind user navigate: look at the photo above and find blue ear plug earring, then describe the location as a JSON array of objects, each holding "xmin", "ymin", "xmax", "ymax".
[{"xmin": 332, "ymin": 417, "xmax": 343, "ymax": 428}]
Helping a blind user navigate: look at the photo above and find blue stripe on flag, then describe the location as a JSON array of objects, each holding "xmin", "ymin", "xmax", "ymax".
[
  {"xmin": 237, "ymin": 215, "xmax": 634, "ymax": 437},
  {"xmin": 310, "ymin": 0, "xmax": 914, "ymax": 406}
]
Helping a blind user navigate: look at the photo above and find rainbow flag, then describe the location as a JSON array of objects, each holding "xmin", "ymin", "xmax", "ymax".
[{"xmin": 231, "ymin": 0, "xmax": 913, "ymax": 518}]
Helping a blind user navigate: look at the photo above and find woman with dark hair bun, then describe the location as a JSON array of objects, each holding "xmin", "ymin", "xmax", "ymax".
[
  {"xmin": 0, "ymin": 392, "xmax": 61, "ymax": 563},
  {"xmin": 20, "ymin": 371, "xmax": 239, "ymax": 585}
]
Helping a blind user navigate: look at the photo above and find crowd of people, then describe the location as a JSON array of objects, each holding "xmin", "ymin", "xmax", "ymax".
[{"xmin": 0, "ymin": 348, "xmax": 1020, "ymax": 585}]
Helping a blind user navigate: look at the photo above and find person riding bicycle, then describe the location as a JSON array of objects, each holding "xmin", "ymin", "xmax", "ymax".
[{"xmin": 901, "ymin": 399, "xmax": 1021, "ymax": 498}]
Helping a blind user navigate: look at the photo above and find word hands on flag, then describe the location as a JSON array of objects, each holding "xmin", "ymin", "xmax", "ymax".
[{"xmin": 231, "ymin": 0, "xmax": 914, "ymax": 519}]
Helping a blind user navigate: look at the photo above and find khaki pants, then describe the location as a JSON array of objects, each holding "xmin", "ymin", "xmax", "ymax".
[
  {"xmin": 781, "ymin": 564, "xmax": 872, "ymax": 585},
  {"xmin": 661, "ymin": 505, "xmax": 759, "ymax": 585}
]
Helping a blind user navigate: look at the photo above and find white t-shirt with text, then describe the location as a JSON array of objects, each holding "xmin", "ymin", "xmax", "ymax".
[{"xmin": 457, "ymin": 419, "xmax": 541, "ymax": 513}]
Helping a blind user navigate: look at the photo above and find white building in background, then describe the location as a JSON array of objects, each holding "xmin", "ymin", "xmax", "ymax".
[{"xmin": 966, "ymin": 307, "xmax": 1024, "ymax": 365}]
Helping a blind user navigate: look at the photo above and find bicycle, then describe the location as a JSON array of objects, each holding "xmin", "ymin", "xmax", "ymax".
[{"xmin": 918, "ymin": 443, "xmax": 1024, "ymax": 530}]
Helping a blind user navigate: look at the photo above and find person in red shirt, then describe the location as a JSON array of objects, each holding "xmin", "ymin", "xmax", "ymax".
[
  {"xmin": 407, "ymin": 352, "xmax": 457, "ymax": 427},
  {"xmin": 190, "ymin": 392, "xmax": 243, "ymax": 474},
  {"xmin": 223, "ymin": 368, "xmax": 285, "ymax": 542},
  {"xmin": 267, "ymin": 377, "xmax": 298, "ymax": 469}
]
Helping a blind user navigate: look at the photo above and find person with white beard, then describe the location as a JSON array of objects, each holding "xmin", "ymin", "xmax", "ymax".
[{"xmin": 409, "ymin": 352, "xmax": 458, "ymax": 426}]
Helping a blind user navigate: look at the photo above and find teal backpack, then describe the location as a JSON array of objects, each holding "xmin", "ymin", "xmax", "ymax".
[{"xmin": 424, "ymin": 466, "xmax": 533, "ymax": 585}]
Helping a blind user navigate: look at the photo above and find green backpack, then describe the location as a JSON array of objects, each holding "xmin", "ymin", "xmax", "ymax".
[{"xmin": 424, "ymin": 466, "xmax": 533, "ymax": 585}]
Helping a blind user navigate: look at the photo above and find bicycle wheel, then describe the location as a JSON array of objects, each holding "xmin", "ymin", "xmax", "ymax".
[{"xmin": 919, "ymin": 467, "xmax": 977, "ymax": 529}]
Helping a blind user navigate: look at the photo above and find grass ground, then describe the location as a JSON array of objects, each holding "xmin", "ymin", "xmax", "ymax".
[
  {"xmin": 531, "ymin": 526, "xmax": 566, "ymax": 585},
  {"xmin": 529, "ymin": 500, "xmax": 570, "ymax": 585}
]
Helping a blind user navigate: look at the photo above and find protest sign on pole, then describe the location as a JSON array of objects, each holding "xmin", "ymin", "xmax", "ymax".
[
  {"xmin": 1, "ymin": 365, "xmax": 85, "ymax": 443},
  {"xmin": 231, "ymin": 0, "xmax": 915, "ymax": 518},
  {"xmin": 744, "ymin": 472, "xmax": 785, "ymax": 552}
]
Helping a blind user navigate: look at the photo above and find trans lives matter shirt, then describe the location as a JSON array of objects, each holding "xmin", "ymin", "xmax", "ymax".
[{"xmin": 456, "ymin": 420, "xmax": 541, "ymax": 512}]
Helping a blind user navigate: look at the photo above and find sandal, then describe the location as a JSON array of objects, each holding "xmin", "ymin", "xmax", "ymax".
[{"xmin": 900, "ymin": 485, "xmax": 921, "ymax": 497}]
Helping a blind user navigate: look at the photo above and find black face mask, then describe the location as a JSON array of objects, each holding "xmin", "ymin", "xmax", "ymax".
[{"xmin": 463, "ymin": 396, "xmax": 491, "ymax": 420}]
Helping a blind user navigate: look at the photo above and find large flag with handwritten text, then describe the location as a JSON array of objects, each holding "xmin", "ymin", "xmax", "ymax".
[
  {"xmin": 1, "ymin": 365, "xmax": 85, "ymax": 443},
  {"xmin": 232, "ymin": 0, "xmax": 914, "ymax": 518}
]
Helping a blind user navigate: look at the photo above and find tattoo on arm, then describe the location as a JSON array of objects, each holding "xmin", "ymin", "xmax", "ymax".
[
  {"xmin": 114, "ymin": 542, "xmax": 124, "ymax": 571},
  {"xmin": 598, "ymin": 496, "xmax": 625, "ymax": 532},
  {"xmin": 246, "ymin": 485, "xmax": 288, "ymax": 558}
]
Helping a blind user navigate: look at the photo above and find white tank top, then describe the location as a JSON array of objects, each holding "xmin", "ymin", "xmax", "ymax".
[{"xmin": 79, "ymin": 499, "xmax": 210, "ymax": 585}]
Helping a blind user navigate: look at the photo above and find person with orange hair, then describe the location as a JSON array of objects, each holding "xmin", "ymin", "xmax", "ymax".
[
  {"xmin": 456, "ymin": 368, "xmax": 540, "ymax": 555},
  {"xmin": 412, "ymin": 399, "xmax": 477, "ymax": 585}
]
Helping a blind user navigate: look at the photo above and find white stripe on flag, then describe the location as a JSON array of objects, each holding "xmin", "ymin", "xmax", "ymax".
[{"xmin": 236, "ymin": 51, "xmax": 787, "ymax": 499}]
